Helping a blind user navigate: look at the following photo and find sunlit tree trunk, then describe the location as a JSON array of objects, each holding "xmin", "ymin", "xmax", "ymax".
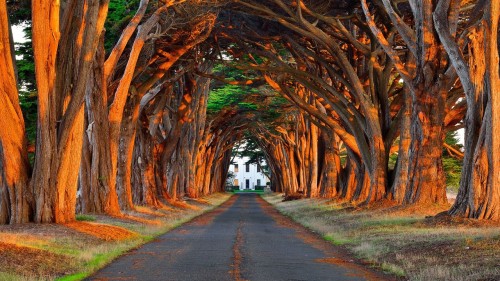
[
  {"xmin": 361, "ymin": 0, "xmax": 448, "ymax": 205},
  {"xmin": 401, "ymin": 1, "xmax": 449, "ymax": 205},
  {"xmin": 405, "ymin": 83, "xmax": 448, "ymax": 204},
  {"xmin": 31, "ymin": 0, "xmax": 109, "ymax": 223},
  {"xmin": 0, "ymin": 0, "xmax": 32, "ymax": 223},
  {"xmin": 79, "ymin": 35, "xmax": 116, "ymax": 213},
  {"xmin": 318, "ymin": 132, "xmax": 340, "ymax": 198},
  {"xmin": 435, "ymin": 0, "xmax": 500, "ymax": 220},
  {"xmin": 390, "ymin": 89, "xmax": 412, "ymax": 203}
]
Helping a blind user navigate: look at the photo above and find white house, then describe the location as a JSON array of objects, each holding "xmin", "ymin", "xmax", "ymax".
[{"xmin": 230, "ymin": 156, "xmax": 268, "ymax": 190}]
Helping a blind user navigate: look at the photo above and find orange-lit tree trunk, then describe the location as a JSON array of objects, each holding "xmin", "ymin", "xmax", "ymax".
[
  {"xmin": 193, "ymin": 107, "xmax": 250, "ymax": 196},
  {"xmin": 106, "ymin": 4, "xmax": 173, "ymax": 213},
  {"xmin": 183, "ymin": 72, "xmax": 211, "ymax": 198},
  {"xmin": 405, "ymin": 83, "xmax": 448, "ymax": 204},
  {"xmin": 404, "ymin": 1, "xmax": 448, "ymax": 205},
  {"xmin": 0, "ymin": 0, "xmax": 32, "ymax": 223},
  {"xmin": 435, "ymin": 0, "xmax": 500, "ymax": 220},
  {"xmin": 340, "ymin": 151, "xmax": 363, "ymax": 202},
  {"xmin": 252, "ymin": 107, "xmax": 337, "ymax": 199},
  {"xmin": 31, "ymin": 0, "xmax": 109, "ymax": 223},
  {"xmin": 318, "ymin": 132, "xmax": 340, "ymax": 198},
  {"xmin": 362, "ymin": 0, "xmax": 448, "ymax": 205},
  {"xmin": 113, "ymin": 15, "xmax": 214, "ymax": 207},
  {"xmin": 390, "ymin": 89, "xmax": 412, "ymax": 203},
  {"xmin": 131, "ymin": 67, "xmax": 211, "ymax": 204},
  {"xmin": 159, "ymin": 75, "xmax": 198, "ymax": 200},
  {"xmin": 77, "ymin": 0, "xmax": 152, "ymax": 214},
  {"xmin": 79, "ymin": 35, "xmax": 116, "ymax": 213}
]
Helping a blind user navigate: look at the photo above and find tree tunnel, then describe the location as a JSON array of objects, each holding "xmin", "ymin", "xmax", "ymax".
[{"xmin": 0, "ymin": 0, "xmax": 499, "ymax": 225}]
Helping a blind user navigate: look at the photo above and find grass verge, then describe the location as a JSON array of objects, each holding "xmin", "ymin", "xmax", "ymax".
[
  {"xmin": 262, "ymin": 193, "xmax": 500, "ymax": 281},
  {"xmin": 232, "ymin": 189, "xmax": 264, "ymax": 194},
  {"xmin": 0, "ymin": 193, "xmax": 232, "ymax": 281}
]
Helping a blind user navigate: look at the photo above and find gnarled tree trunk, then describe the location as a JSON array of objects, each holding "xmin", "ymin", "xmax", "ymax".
[
  {"xmin": 31, "ymin": 0, "xmax": 109, "ymax": 223},
  {"xmin": 435, "ymin": 0, "xmax": 500, "ymax": 220},
  {"xmin": 0, "ymin": 0, "xmax": 32, "ymax": 223}
]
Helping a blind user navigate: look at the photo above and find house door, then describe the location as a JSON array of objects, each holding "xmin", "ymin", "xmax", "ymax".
[{"xmin": 245, "ymin": 179, "xmax": 250, "ymax": 189}]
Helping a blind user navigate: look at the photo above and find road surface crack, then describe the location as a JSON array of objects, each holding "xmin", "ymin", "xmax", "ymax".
[{"xmin": 230, "ymin": 219, "xmax": 246, "ymax": 281}]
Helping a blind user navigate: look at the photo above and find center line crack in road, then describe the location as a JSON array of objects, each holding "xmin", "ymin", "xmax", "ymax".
[{"xmin": 230, "ymin": 219, "xmax": 246, "ymax": 281}]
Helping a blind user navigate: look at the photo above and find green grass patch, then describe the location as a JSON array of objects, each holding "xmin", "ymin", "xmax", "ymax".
[
  {"xmin": 55, "ymin": 272, "xmax": 86, "ymax": 281},
  {"xmin": 361, "ymin": 217, "xmax": 419, "ymax": 228},
  {"xmin": 323, "ymin": 234, "xmax": 353, "ymax": 246},
  {"xmin": 76, "ymin": 214, "xmax": 96, "ymax": 222},
  {"xmin": 380, "ymin": 262, "xmax": 406, "ymax": 277}
]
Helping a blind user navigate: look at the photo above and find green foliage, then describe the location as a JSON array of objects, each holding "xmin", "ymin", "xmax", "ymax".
[
  {"xmin": 212, "ymin": 63, "xmax": 254, "ymax": 81},
  {"xmin": 207, "ymin": 64, "xmax": 266, "ymax": 115},
  {"xmin": 12, "ymin": 23, "xmax": 38, "ymax": 157},
  {"xmin": 7, "ymin": 1, "xmax": 31, "ymax": 25},
  {"xmin": 207, "ymin": 84, "xmax": 248, "ymax": 113},
  {"xmin": 104, "ymin": 0, "xmax": 140, "ymax": 51},
  {"xmin": 18, "ymin": 93, "xmax": 37, "ymax": 144},
  {"xmin": 208, "ymin": 63, "xmax": 289, "ymax": 177},
  {"xmin": 388, "ymin": 153, "xmax": 398, "ymax": 170},
  {"xmin": 444, "ymin": 131, "xmax": 462, "ymax": 149},
  {"xmin": 14, "ymin": 27, "xmax": 36, "ymax": 92},
  {"xmin": 443, "ymin": 157, "xmax": 462, "ymax": 191},
  {"xmin": 443, "ymin": 131, "xmax": 463, "ymax": 191}
]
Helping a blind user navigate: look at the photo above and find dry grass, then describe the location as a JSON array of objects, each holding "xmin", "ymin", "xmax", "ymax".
[
  {"xmin": 64, "ymin": 222, "xmax": 137, "ymax": 241},
  {"xmin": 262, "ymin": 193, "xmax": 500, "ymax": 281},
  {"xmin": 0, "ymin": 193, "xmax": 232, "ymax": 281}
]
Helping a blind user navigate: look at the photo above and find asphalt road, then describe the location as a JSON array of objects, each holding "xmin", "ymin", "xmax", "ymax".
[{"xmin": 88, "ymin": 194, "xmax": 388, "ymax": 281}]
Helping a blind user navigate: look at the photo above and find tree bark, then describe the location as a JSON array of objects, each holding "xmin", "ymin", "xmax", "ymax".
[
  {"xmin": 0, "ymin": 0, "xmax": 32, "ymax": 223},
  {"xmin": 436, "ymin": 0, "xmax": 500, "ymax": 220},
  {"xmin": 31, "ymin": 0, "xmax": 109, "ymax": 223},
  {"xmin": 390, "ymin": 89, "xmax": 412, "ymax": 203},
  {"xmin": 79, "ymin": 34, "xmax": 117, "ymax": 213}
]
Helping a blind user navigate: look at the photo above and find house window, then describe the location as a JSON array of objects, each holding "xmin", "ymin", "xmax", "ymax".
[
  {"xmin": 257, "ymin": 165, "xmax": 261, "ymax": 172},
  {"xmin": 234, "ymin": 179, "xmax": 239, "ymax": 186},
  {"xmin": 234, "ymin": 164, "xmax": 238, "ymax": 172},
  {"xmin": 257, "ymin": 179, "xmax": 261, "ymax": 186},
  {"xmin": 246, "ymin": 163, "xmax": 250, "ymax": 172}
]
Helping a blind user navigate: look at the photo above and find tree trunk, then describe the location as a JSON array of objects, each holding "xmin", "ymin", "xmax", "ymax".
[
  {"xmin": 31, "ymin": 0, "xmax": 109, "ymax": 223},
  {"xmin": 115, "ymin": 96, "xmax": 140, "ymax": 210},
  {"xmin": 390, "ymin": 89, "xmax": 412, "ymax": 203},
  {"xmin": 79, "ymin": 35, "xmax": 118, "ymax": 213},
  {"xmin": 403, "ymin": 0, "xmax": 448, "ymax": 205},
  {"xmin": 0, "ymin": 0, "xmax": 32, "ymax": 223},
  {"xmin": 30, "ymin": 0, "xmax": 60, "ymax": 223},
  {"xmin": 405, "ymin": 84, "xmax": 448, "ymax": 205},
  {"xmin": 318, "ymin": 132, "xmax": 339, "ymax": 198},
  {"xmin": 445, "ymin": 2, "xmax": 500, "ymax": 220}
]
